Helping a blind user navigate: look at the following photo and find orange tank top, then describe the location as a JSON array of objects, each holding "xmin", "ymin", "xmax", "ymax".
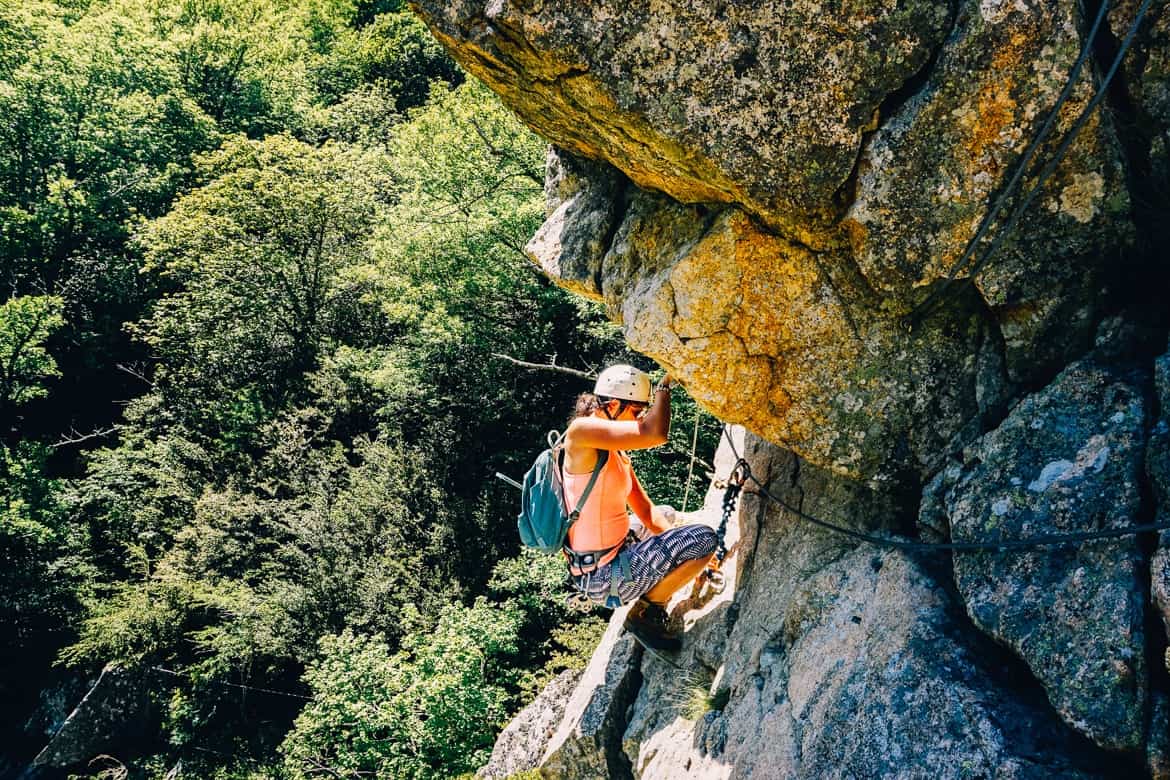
[{"xmin": 563, "ymin": 450, "xmax": 632, "ymax": 566}]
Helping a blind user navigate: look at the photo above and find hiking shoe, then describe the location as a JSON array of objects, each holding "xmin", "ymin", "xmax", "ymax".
[{"xmin": 623, "ymin": 598, "xmax": 681, "ymax": 652}]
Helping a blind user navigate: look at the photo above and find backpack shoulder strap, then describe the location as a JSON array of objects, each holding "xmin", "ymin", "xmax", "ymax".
[{"xmin": 559, "ymin": 449, "xmax": 609, "ymax": 526}]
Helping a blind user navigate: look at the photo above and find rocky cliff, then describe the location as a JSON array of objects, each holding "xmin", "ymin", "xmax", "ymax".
[{"xmin": 409, "ymin": 0, "xmax": 1170, "ymax": 776}]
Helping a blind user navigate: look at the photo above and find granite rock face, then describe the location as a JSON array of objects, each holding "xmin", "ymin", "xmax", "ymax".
[
  {"xmin": 843, "ymin": 0, "xmax": 1133, "ymax": 382},
  {"xmin": 486, "ymin": 432, "xmax": 1121, "ymax": 778},
  {"xmin": 478, "ymin": 669, "xmax": 582, "ymax": 780},
  {"xmin": 527, "ymin": 149, "xmax": 623, "ymax": 300},
  {"xmin": 545, "ymin": 173, "xmax": 1008, "ymax": 484},
  {"xmin": 415, "ymin": 0, "xmax": 1170, "ymax": 774},
  {"xmin": 409, "ymin": 0, "xmax": 1156, "ymax": 486},
  {"xmin": 922, "ymin": 352, "xmax": 1150, "ymax": 750},
  {"xmin": 1113, "ymin": 0, "xmax": 1170, "ymax": 131},
  {"xmin": 537, "ymin": 615, "xmax": 643, "ymax": 780},
  {"xmin": 411, "ymin": 0, "xmax": 952, "ymax": 241},
  {"xmin": 1149, "ymin": 342, "xmax": 1170, "ymax": 674},
  {"xmin": 708, "ymin": 435, "xmax": 1111, "ymax": 779}
]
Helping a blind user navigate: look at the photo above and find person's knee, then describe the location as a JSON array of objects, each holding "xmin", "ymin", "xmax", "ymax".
[
  {"xmin": 666, "ymin": 525, "xmax": 718, "ymax": 567},
  {"xmin": 695, "ymin": 525, "xmax": 718, "ymax": 555}
]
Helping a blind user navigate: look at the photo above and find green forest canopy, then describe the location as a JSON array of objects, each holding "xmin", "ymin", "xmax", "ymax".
[{"xmin": 0, "ymin": 1, "xmax": 722, "ymax": 777}]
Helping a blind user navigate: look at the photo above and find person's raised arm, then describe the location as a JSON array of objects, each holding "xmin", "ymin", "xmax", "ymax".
[{"xmin": 566, "ymin": 378, "xmax": 673, "ymax": 451}]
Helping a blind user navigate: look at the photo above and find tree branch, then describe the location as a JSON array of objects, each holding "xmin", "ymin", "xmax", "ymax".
[
  {"xmin": 115, "ymin": 363, "xmax": 154, "ymax": 387},
  {"xmin": 467, "ymin": 117, "xmax": 544, "ymax": 185},
  {"xmin": 51, "ymin": 426, "xmax": 118, "ymax": 449},
  {"xmin": 490, "ymin": 353, "xmax": 594, "ymax": 379}
]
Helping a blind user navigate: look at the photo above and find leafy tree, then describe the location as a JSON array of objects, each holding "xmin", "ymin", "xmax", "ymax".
[
  {"xmin": 0, "ymin": 295, "xmax": 65, "ymax": 413},
  {"xmin": 0, "ymin": 444, "xmax": 74, "ymax": 656},
  {"xmin": 0, "ymin": 440, "xmax": 92, "ymax": 770},
  {"xmin": 0, "ymin": 0, "xmax": 221, "ymax": 450},
  {"xmin": 150, "ymin": 0, "xmax": 320, "ymax": 135},
  {"xmin": 310, "ymin": 9, "xmax": 461, "ymax": 109},
  {"xmin": 133, "ymin": 134, "xmax": 391, "ymax": 430},
  {"xmin": 0, "ymin": 9, "xmax": 722, "ymax": 775},
  {"xmin": 368, "ymin": 80, "xmax": 629, "ymax": 587},
  {"xmin": 0, "ymin": 0, "xmax": 220, "ymax": 291},
  {"xmin": 281, "ymin": 601, "xmax": 522, "ymax": 779},
  {"xmin": 488, "ymin": 548, "xmax": 608, "ymax": 701}
]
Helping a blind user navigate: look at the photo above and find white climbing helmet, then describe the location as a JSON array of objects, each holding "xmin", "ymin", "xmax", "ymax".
[{"xmin": 594, "ymin": 364, "xmax": 652, "ymax": 403}]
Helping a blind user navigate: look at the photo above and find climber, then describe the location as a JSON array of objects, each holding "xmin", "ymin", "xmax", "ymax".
[{"xmin": 561, "ymin": 364, "xmax": 719, "ymax": 651}]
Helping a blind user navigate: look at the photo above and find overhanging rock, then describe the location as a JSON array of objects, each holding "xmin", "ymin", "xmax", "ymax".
[{"xmin": 410, "ymin": 0, "xmax": 1144, "ymax": 486}]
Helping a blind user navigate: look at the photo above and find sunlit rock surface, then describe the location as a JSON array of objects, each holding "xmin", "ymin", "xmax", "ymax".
[
  {"xmin": 478, "ymin": 669, "xmax": 582, "ymax": 779},
  {"xmin": 484, "ymin": 432, "xmax": 1120, "ymax": 778},
  {"xmin": 415, "ymin": 0, "xmax": 1170, "ymax": 774},
  {"xmin": 411, "ymin": 0, "xmax": 951, "ymax": 243},
  {"xmin": 530, "ymin": 151, "xmax": 1008, "ymax": 483},
  {"xmin": 411, "ymin": 0, "xmax": 1152, "ymax": 484},
  {"xmin": 842, "ymin": 0, "xmax": 1133, "ymax": 381}
]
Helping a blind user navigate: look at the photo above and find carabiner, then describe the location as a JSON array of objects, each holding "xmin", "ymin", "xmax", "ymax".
[
  {"xmin": 565, "ymin": 592, "xmax": 594, "ymax": 613},
  {"xmin": 728, "ymin": 459, "xmax": 750, "ymax": 488}
]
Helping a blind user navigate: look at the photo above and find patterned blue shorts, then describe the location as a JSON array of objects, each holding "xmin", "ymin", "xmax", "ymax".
[{"xmin": 572, "ymin": 524, "xmax": 718, "ymax": 605}]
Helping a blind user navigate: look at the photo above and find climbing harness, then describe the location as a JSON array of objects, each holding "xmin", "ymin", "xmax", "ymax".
[
  {"xmin": 567, "ymin": 545, "xmax": 632, "ymax": 609},
  {"xmin": 905, "ymin": 0, "xmax": 1155, "ymax": 330},
  {"xmin": 717, "ymin": 426, "xmax": 1170, "ymax": 552}
]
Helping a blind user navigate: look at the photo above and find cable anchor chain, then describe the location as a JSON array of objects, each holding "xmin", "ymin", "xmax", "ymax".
[{"xmin": 699, "ymin": 459, "xmax": 751, "ymax": 595}]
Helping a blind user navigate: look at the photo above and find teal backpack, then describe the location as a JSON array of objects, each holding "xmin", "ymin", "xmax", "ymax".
[{"xmin": 517, "ymin": 433, "xmax": 608, "ymax": 553}]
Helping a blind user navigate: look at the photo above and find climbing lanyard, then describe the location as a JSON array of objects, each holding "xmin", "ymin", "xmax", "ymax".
[{"xmin": 696, "ymin": 459, "xmax": 749, "ymax": 595}]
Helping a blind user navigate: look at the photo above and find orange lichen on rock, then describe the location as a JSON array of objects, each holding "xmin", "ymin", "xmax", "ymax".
[
  {"xmin": 961, "ymin": 32, "xmax": 1033, "ymax": 169},
  {"xmin": 646, "ymin": 210, "xmax": 861, "ymax": 465},
  {"xmin": 965, "ymin": 79, "xmax": 1018, "ymax": 166}
]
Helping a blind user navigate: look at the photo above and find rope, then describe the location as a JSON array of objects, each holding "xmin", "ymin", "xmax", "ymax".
[
  {"xmin": 150, "ymin": 666, "xmax": 313, "ymax": 701},
  {"xmin": 719, "ymin": 426, "xmax": 1170, "ymax": 552},
  {"xmin": 681, "ymin": 407, "xmax": 702, "ymax": 512},
  {"xmin": 906, "ymin": 0, "xmax": 1152, "ymax": 328}
]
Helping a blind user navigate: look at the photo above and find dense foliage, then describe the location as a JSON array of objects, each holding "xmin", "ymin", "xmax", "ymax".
[{"xmin": 0, "ymin": 1, "xmax": 722, "ymax": 777}]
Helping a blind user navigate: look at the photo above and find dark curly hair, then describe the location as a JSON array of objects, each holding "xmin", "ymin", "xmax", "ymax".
[{"xmin": 570, "ymin": 392, "xmax": 603, "ymax": 425}]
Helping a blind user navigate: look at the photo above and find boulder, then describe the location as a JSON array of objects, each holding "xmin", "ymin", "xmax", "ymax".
[
  {"xmin": 1112, "ymin": 0, "xmax": 1170, "ymax": 131},
  {"xmin": 1148, "ymin": 342, "xmax": 1170, "ymax": 663},
  {"xmin": 538, "ymin": 615, "xmax": 642, "ymax": 779},
  {"xmin": 708, "ymin": 436, "xmax": 1103, "ymax": 778},
  {"xmin": 924, "ymin": 356, "xmax": 1150, "ymax": 750},
  {"xmin": 415, "ymin": 0, "xmax": 1141, "ymax": 484},
  {"xmin": 532, "ymin": 157, "xmax": 1009, "ymax": 483},
  {"xmin": 410, "ymin": 0, "xmax": 952, "ymax": 240},
  {"xmin": 526, "ymin": 147, "xmax": 624, "ymax": 299},
  {"xmin": 31, "ymin": 665, "xmax": 150, "ymax": 770},
  {"xmin": 489, "ymin": 432, "xmax": 1124, "ymax": 777},
  {"xmin": 722, "ymin": 546, "xmax": 1109, "ymax": 779},
  {"xmin": 844, "ymin": 0, "xmax": 1133, "ymax": 383},
  {"xmin": 478, "ymin": 669, "xmax": 582, "ymax": 780},
  {"xmin": 409, "ymin": 0, "xmax": 1170, "ymax": 772}
]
